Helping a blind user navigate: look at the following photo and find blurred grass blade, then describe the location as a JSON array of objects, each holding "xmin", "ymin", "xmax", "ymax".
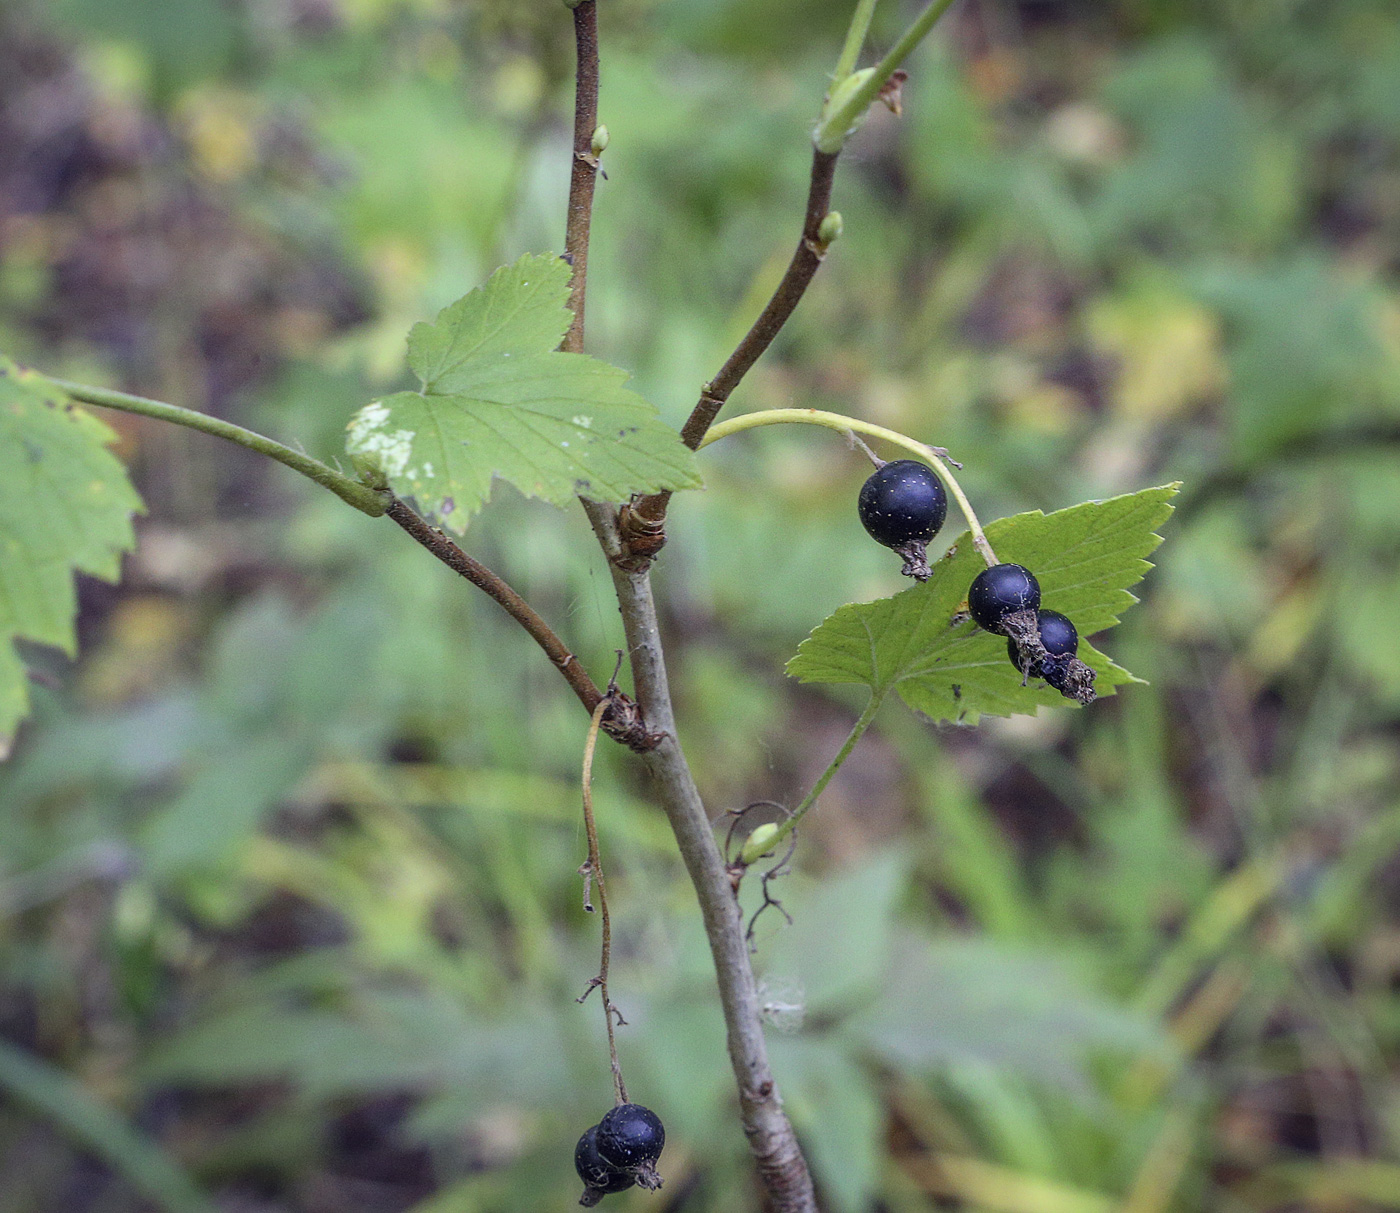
[
  {"xmin": 0, "ymin": 1038, "xmax": 212, "ymax": 1212},
  {"xmin": 1133, "ymin": 854, "xmax": 1284, "ymax": 1017},
  {"xmin": 901, "ymin": 1152, "xmax": 1115, "ymax": 1213},
  {"xmin": 1120, "ymin": 1106, "xmax": 1196, "ymax": 1213},
  {"xmin": 1248, "ymin": 1159, "xmax": 1400, "ymax": 1209}
]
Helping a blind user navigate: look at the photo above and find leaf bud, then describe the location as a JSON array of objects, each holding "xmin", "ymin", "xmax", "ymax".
[
  {"xmin": 740, "ymin": 822, "xmax": 784, "ymax": 866},
  {"xmin": 349, "ymin": 451, "xmax": 389, "ymax": 490},
  {"xmin": 590, "ymin": 124, "xmax": 609, "ymax": 156},
  {"xmin": 817, "ymin": 210, "xmax": 843, "ymax": 246},
  {"xmin": 813, "ymin": 67, "xmax": 875, "ymax": 153}
]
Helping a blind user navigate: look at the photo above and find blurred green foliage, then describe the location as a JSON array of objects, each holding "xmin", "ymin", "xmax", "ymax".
[{"xmin": 2, "ymin": 0, "xmax": 1400, "ymax": 1211}]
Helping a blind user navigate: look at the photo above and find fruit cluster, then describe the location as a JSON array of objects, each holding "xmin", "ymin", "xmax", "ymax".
[
  {"xmin": 574, "ymin": 1103, "xmax": 665, "ymax": 1206},
  {"xmin": 856, "ymin": 464, "xmax": 1098, "ymax": 704},
  {"xmin": 968, "ymin": 563, "xmax": 1096, "ymax": 704}
]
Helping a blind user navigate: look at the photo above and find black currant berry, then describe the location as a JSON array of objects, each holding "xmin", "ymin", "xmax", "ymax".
[
  {"xmin": 968, "ymin": 563, "xmax": 1041, "ymax": 634},
  {"xmin": 1036, "ymin": 610, "xmax": 1078, "ymax": 657},
  {"xmin": 575, "ymin": 1125, "xmax": 635, "ymax": 1203},
  {"xmin": 596, "ymin": 1103, "xmax": 666, "ymax": 1170},
  {"xmin": 1007, "ymin": 609, "xmax": 1078, "ymax": 676},
  {"xmin": 858, "ymin": 460, "xmax": 948, "ymax": 549}
]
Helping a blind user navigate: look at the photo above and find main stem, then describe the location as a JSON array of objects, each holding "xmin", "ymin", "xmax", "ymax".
[{"xmin": 562, "ymin": 6, "xmax": 817, "ymax": 1209}]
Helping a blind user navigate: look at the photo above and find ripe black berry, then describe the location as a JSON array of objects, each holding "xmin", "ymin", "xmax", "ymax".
[
  {"xmin": 575, "ymin": 1125, "xmax": 635, "ymax": 1202},
  {"xmin": 1007, "ymin": 609, "xmax": 1078, "ymax": 676},
  {"xmin": 968, "ymin": 563, "xmax": 1041, "ymax": 634},
  {"xmin": 858, "ymin": 460, "xmax": 948, "ymax": 550},
  {"xmin": 596, "ymin": 1103, "xmax": 666, "ymax": 1170}
]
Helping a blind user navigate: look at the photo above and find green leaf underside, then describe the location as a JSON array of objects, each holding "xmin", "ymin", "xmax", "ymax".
[
  {"xmin": 345, "ymin": 253, "xmax": 701, "ymax": 531},
  {"xmin": 787, "ymin": 485, "xmax": 1178, "ymax": 725},
  {"xmin": 0, "ymin": 360, "xmax": 143, "ymax": 753}
]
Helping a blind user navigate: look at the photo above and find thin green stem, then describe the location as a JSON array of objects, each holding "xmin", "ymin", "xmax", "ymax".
[
  {"xmin": 700, "ymin": 407, "xmax": 997, "ymax": 565},
  {"xmin": 833, "ymin": 0, "xmax": 881, "ymax": 82},
  {"xmin": 816, "ymin": 0, "xmax": 960, "ymax": 152},
  {"xmin": 756, "ymin": 691, "xmax": 885, "ymax": 860},
  {"xmin": 51, "ymin": 378, "xmax": 388, "ymax": 516}
]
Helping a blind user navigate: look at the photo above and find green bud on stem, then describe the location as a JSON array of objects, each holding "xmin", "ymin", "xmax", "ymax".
[
  {"xmin": 740, "ymin": 822, "xmax": 784, "ymax": 866},
  {"xmin": 813, "ymin": 67, "xmax": 876, "ymax": 153},
  {"xmin": 349, "ymin": 451, "xmax": 390, "ymax": 490},
  {"xmin": 817, "ymin": 210, "xmax": 844, "ymax": 246}
]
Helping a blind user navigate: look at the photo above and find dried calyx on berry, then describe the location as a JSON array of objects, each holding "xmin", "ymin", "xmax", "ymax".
[
  {"xmin": 1006, "ymin": 608, "xmax": 1076, "ymax": 679},
  {"xmin": 857, "ymin": 460, "xmax": 948, "ymax": 581},
  {"xmin": 1001, "ymin": 604, "xmax": 1098, "ymax": 705},
  {"xmin": 575, "ymin": 1104, "xmax": 666, "ymax": 1205}
]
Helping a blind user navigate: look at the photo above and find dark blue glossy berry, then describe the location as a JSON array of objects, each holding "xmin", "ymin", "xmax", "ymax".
[
  {"xmin": 1036, "ymin": 610, "xmax": 1078, "ymax": 657},
  {"xmin": 968, "ymin": 564, "xmax": 1041, "ymax": 633},
  {"xmin": 858, "ymin": 460, "xmax": 947, "ymax": 549},
  {"xmin": 575, "ymin": 1125, "xmax": 635, "ymax": 1196},
  {"xmin": 596, "ymin": 1103, "xmax": 666, "ymax": 1169},
  {"xmin": 1007, "ymin": 609, "xmax": 1078, "ymax": 675}
]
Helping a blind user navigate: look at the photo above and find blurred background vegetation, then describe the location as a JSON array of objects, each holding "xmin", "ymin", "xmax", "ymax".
[{"xmin": 2, "ymin": 0, "xmax": 1400, "ymax": 1210}]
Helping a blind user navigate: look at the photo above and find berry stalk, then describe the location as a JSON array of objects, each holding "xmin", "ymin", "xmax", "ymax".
[
  {"xmin": 698, "ymin": 407, "xmax": 998, "ymax": 566},
  {"xmin": 576, "ymin": 697, "xmax": 628, "ymax": 1107}
]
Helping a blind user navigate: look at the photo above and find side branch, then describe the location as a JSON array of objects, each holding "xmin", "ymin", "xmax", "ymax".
[
  {"xmin": 384, "ymin": 499, "xmax": 655, "ymax": 749},
  {"xmin": 618, "ymin": 148, "xmax": 839, "ymax": 560},
  {"xmin": 680, "ymin": 148, "xmax": 840, "ymax": 450}
]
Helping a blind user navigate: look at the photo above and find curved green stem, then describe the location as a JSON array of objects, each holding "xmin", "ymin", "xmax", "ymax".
[
  {"xmin": 815, "ymin": 0, "xmax": 960, "ymax": 152},
  {"xmin": 700, "ymin": 407, "xmax": 997, "ymax": 565},
  {"xmin": 745, "ymin": 691, "xmax": 885, "ymax": 864},
  {"xmin": 832, "ymin": 0, "xmax": 881, "ymax": 82},
  {"xmin": 51, "ymin": 378, "xmax": 389, "ymax": 516}
]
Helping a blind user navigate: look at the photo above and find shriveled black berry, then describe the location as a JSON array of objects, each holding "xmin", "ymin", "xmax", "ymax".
[
  {"xmin": 858, "ymin": 460, "xmax": 948, "ymax": 550},
  {"xmin": 968, "ymin": 563, "xmax": 1041, "ymax": 634},
  {"xmin": 575, "ymin": 1125, "xmax": 635, "ymax": 1202},
  {"xmin": 1007, "ymin": 609, "xmax": 1078, "ymax": 675},
  {"xmin": 596, "ymin": 1103, "xmax": 666, "ymax": 1170}
]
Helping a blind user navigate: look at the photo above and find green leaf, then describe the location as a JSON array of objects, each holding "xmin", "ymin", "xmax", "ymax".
[
  {"xmin": 786, "ymin": 485, "xmax": 1178, "ymax": 725},
  {"xmin": 345, "ymin": 253, "xmax": 701, "ymax": 531},
  {"xmin": 843, "ymin": 935, "xmax": 1172, "ymax": 1094},
  {"xmin": 0, "ymin": 361, "xmax": 143, "ymax": 756}
]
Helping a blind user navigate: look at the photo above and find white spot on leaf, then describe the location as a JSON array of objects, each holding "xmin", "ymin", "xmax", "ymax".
[{"xmin": 346, "ymin": 402, "xmax": 414, "ymax": 479}]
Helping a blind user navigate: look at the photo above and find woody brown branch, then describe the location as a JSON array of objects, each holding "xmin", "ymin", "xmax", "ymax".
[{"xmin": 617, "ymin": 147, "xmax": 840, "ymax": 568}]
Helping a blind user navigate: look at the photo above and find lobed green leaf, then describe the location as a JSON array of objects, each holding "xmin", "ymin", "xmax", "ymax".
[
  {"xmin": 0, "ymin": 360, "xmax": 143, "ymax": 756},
  {"xmin": 345, "ymin": 252, "xmax": 701, "ymax": 531}
]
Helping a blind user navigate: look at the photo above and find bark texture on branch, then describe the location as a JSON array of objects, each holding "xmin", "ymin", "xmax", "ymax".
[{"xmin": 561, "ymin": 9, "xmax": 817, "ymax": 1207}]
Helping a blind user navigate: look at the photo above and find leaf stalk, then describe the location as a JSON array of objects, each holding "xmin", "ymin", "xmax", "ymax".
[
  {"xmin": 814, "ymin": 0, "xmax": 960, "ymax": 152},
  {"xmin": 832, "ymin": 0, "xmax": 881, "ymax": 83},
  {"xmin": 51, "ymin": 378, "xmax": 388, "ymax": 516},
  {"xmin": 749, "ymin": 690, "xmax": 886, "ymax": 862}
]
